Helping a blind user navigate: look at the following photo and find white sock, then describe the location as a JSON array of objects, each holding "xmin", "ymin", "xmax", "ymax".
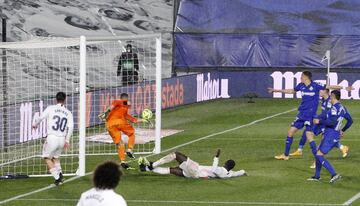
[
  {"xmin": 152, "ymin": 167, "xmax": 170, "ymax": 175},
  {"xmin": 298, "ymin": 148, "xmax": 303, "ymax": 152},
  {"xmin": 55, "ymin": 162, "xmax": 62, "ymax": 174},
  {"xmin": 339, "ymin": 145, "xmax": 344, "ymax": 150},
  {"xmin": 50, "ymin": 168, "xmax": 60, "ymax": 180},
  {"xmin": 153, "ymin": 153, "xmax": 176, "ymax": 168}
]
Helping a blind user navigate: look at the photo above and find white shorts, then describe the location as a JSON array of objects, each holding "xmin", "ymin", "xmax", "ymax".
[
  {"xmin": 42, "ymin": 135, "xmax": 65, "ymax": 159},
  {"xmin": 179, "ymin": 158, "xmax": 200, "ymax": 178}
]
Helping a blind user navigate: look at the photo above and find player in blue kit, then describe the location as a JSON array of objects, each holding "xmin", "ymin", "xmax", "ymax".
[
  {"xmin": 290, "ymin": 89, "xmax": 350, "ymax": 160},
  {"xmin": 308, "ymin": 90, "xmax": 353, "ymax": 183},
  {"xmin": 268, "ymin": 71, "xmax": 350, "ymax": 160}
]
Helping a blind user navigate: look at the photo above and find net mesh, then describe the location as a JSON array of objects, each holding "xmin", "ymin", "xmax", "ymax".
[{"xmin": 0, "ymin": 35, "xmax": 160, "ymax": 176}]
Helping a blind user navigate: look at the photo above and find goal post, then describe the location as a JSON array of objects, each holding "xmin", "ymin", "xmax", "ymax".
[{"xmin": 0, "ymin": 34, "xmax": 162, "ymax": 177}]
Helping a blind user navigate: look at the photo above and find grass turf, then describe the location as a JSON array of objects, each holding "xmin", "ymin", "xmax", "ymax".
[{"xmin": 1, "ymin": 98, "xmax": 360, "ymax": 206}]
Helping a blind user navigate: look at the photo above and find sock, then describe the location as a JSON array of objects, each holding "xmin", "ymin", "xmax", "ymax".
[
  {"xmin": 298, "ymin": 131, "xmax": 307, "ymax": 150},
  {"xmin": 152, "ymin": 167, "xmax": 170, "ymax": 175},
  {"xmin": 314, "ymin": 158, "xmax": 322, "ymax": 178},
  {"xmin": 335, "ymin": 142, "xmax": 343, "ymax": 149},
  {"xmin": 309, "ymin": 141, "xmax": 317, "ymax": 157},
  {"xmin": 50, "ymin": 168, "xmax": 60, "ymax": 180},
  {"xmin": 54, "ymin": 162, "xmax": 62, "ymax": 174},
  {"xmin": 153, "ymin": 153, "xmax": 176, "ymax": 167},
  {"xmin": 317, "ymin": 155, "xmax": 337, "ymax": 177},
  {"xmin": 128, "ymin": 133, "xmax": 135, "ymax": 150},
  {"xmin": 284, "ymin": 137, "xmax": 293, "ymax": 156},
  {"xmin": 118, "ymin": 144, "xmax": 126, "ymax": 162}
]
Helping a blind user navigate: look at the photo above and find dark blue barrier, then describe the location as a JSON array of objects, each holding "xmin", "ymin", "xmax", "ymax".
[
  {"xmin": 175, "ymin": 0, "xmax": 360, "ymax": 35},
  {"xmin": 175, "ymin": 34, "xmax": 360, "ymax": 68}
]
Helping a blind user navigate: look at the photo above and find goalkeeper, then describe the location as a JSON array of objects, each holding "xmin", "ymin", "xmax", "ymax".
[
  {"xmin": 100, "ymin": 93, "xmax": 147, "ymax": 170},
  {"xmin": 138, "ymin": 149, "xmax": 247, "ymax": 179}
]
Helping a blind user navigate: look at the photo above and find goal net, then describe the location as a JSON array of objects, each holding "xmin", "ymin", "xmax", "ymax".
[{"xmin": 0, "ymin": 34, "xmax": 162, "ymax": 177}]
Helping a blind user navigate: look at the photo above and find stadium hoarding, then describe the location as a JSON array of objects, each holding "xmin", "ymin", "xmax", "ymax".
[
  {"xmin": 1, "ymin": 71, "xmax": 359, "ymax": 147},
  {"xmin": 0, "ymin": 74, "xmax": 198, "ymax": 147}
]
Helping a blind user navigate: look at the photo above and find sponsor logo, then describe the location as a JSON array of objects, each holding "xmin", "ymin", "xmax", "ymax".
[
  {"xmin": 20, "ymin": 101, "xmax": 47, "ymax": 143},
  {"xmin": 270, "ymin": 71, "xmax": 360, "ymax": 99},
  {"xmin": 196, "ymin": 73, "xmax": 230, "ymax": 102}
]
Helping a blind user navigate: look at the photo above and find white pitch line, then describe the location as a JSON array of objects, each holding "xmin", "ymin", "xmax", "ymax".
[
  {"xmin": 15, "ymin": 198, "xmax": 342, "ymax": 206},
  {"xmin": 0, "ymin": 108, "xmax": 297, "ymax": 205},
  {"xmin": 343, "ymin": 192, "xmax": 360, "ymax": 206},
  {"xmin": 210, "ymin": 138, "xmax": 360, "ymax": 142}
]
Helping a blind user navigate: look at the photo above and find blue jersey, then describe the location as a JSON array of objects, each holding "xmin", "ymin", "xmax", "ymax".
[
  {"xmin": 320, "ymin": 102, "xmax": 352, "ymax": 139},
  {"xmin": 294, "ymin": 81, "xmax": 326, "ymax": 117}
]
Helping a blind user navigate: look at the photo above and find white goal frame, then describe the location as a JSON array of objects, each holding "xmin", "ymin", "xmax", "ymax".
[{"xmin": 0, "ymin": 34, "xmax": 162, "ymax": 177}]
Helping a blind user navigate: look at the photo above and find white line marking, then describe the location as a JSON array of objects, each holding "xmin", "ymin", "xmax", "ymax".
[
  {"xmin": 343, "ymin": 192, "xmax": 360, "ymax": 206},
  {"xmin": 15, "ymin": 198, "xmax": 342, "ymax": 206},
  {"xmin": 210, "ymin": 138, "xmax": 360, "ymax": 142},
  {"xmin": 0, "ymin": 108, "xmax": 296, "ymax": 205}
]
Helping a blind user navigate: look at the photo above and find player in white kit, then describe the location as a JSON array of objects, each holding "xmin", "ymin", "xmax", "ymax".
[
  {"xmin": 32, "ymin": 92, "xmax": 74, "ymax": 185},
  {"xmin": 77, "ymin": 161, "xmax": 127, "ymax": 206},
  {"xmin": 138, "ymin": 149, "xmax": 247, "ymax": 179}
]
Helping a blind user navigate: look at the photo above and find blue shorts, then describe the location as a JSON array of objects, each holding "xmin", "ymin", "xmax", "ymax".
[
  {"xmin": 312, "ymin": 124, "xmax": 325, "ymax": 136},
  {"xmin": 319, "ymin": 131, "xmax": 340, "ymax": 154},
  {"xmin": 291, "ymin": 114, "xmax": 313, "ymax": 131}
]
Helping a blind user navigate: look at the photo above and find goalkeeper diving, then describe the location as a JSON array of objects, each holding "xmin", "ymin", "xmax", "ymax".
[
  {"xmin": 138, "ymin": 149, "xmax": 247, "ymax": 179},
  {"xmin": 99, "ymin": 93, "xmax": 150, "ymax": 170}
]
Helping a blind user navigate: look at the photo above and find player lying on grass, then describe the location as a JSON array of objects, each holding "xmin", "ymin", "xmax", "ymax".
[
  {"xmin": 268, "ymin": 71, "xmax": 352, "ymax": 161},
  {"xmin": 290, "ymin": 89, "xmax": 352, "ymax": 164},
  {"xmin": 138, "ymin": 149, "xmax": 247, "ymax": 179},
  {"xmin": 32, "ymin": 92, "xmax": 74, "ymax": 186},
  {"xmin": 77, "ymin": 161, "xmax": 127, "ymax": 206},
  {"xmin": 99, "ymin": 93, "xmax": 147, "ymax": 170},
  {"xmin": 308, "ymin": 90, "xmax": 353, "ymax": 183}
]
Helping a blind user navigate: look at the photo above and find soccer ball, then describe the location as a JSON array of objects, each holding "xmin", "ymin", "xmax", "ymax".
[{"xmin": 142, "ymin": 109, "xmax": 153, "ymax": 120}]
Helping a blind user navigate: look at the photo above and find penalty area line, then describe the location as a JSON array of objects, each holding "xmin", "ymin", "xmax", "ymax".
[
  {"xmin": 14, "ymin": 198, "xmax": 342, "ymax": 206},
  {"xmin": 0, "ymin": 108, "xmax": 296, "ymax": 205},
  {"xmin": 343, "ymin": 192, "xmax": 360, "ymax": 206}
]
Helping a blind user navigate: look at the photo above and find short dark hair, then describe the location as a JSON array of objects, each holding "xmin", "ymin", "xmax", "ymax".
[
  {"xmin": 93, "ymin": 161, "xmax": 122, "ymax": 190},
  {"xmin": 224, "ymin": 159, "xmax": 236, "ymax": 171},
  {"xmin": 302, "ymin": 71, "xmax": 312, "ymax": 80},
  {"xmin": 126, "ymin": 44, "xmax": 132, "ymax": 49},
  {"xmin": 331, "ymin": 90, "xmax": 341, "ymax": 100},
  {"xmin": 324, "ymin": 88, "xmax": 330, "ymax": 94},
  {"xmin": 56, "ymin": 92, "xmax": 66, "ymax": 102},
  {"xmin": 120, "ymin": 93, "xmax": 128, "ymax": 98}
]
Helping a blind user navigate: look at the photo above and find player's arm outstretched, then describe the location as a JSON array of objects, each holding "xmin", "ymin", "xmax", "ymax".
[
  {"xmin": 268, "ymin": 85, "xmax": 353, "ymax": 94},
  {"xmin": 32, "ymin": 107, "xmax": 50, "ymax": 129},
  {"xmin": 211, "ymin": 149, "xmax": 247, "ymax": 178},
  {"xmin": 268, "ymin": 88, "xmax": 296, "ymax": 94}
]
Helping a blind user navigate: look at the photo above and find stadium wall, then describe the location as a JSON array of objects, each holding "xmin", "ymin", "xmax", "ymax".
[
  {"xmin": 1, "ymin": 71, "xmax": 359, "ymax": 147},
  {"xmin": 173, "ymin": 0, "xmax": 360, "ymax": 70}
]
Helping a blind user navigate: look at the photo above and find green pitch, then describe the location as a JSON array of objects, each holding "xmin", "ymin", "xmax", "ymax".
[{"xmin": 1, "ymin": 98, "xmax": 360, "ymax": 206}]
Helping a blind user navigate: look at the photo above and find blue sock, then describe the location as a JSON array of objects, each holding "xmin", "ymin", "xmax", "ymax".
[
  {"xmin": 316, "ymin": 155, "xmax": 337, "ymax": 177},
  {"xmin": 284, "ymin": 137, "xmax": 293, "ymax": 156},
  {"xmin": 309, "ymin": 141, "xmax": 317, "ymax": 157},
  {"xmin": 335, "ymin": 142, "xmax": 342, "ymax": 149},
  {"xmin": 298, "ymin": 131, "xmax": 307, "ymax": 150},
  {"xmin": 315, "ymin": 158, "xmax": 322, "ymax": 178}
]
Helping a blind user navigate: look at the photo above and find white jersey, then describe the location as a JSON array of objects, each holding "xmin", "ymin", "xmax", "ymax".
[
  {"xmin": 198, "ymin": 157, "xmax": 246, "ymax": 178},
  {"xmin": 180, "ymin": 157, "xmax": 246, "ymax": 179},
  {"xmin": 198, "ymin": 157, "xmax": 245, "ymax": 178},
  {"xmin": 77, "ymin": 188, "xmax": 127, "ymax": 206},
  {"xmin": 33, "ymin": 103, "xmax": 74, "ymax": 142}
]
